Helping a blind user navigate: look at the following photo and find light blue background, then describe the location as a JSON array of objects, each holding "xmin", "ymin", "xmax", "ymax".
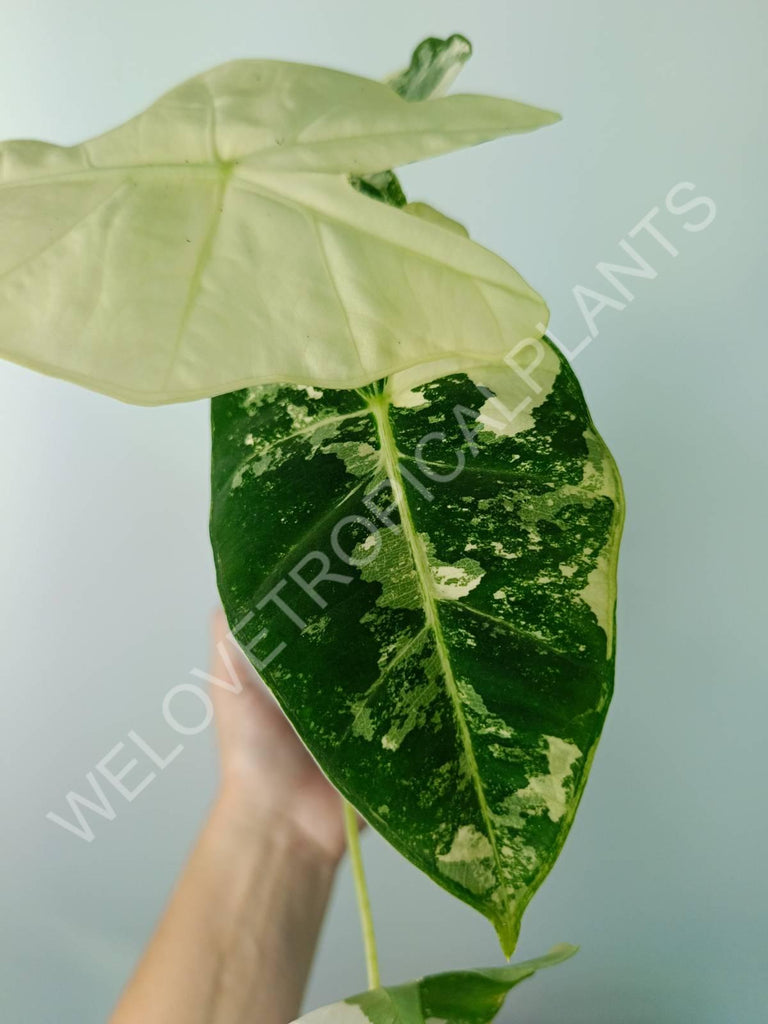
[{"xmin": 1, "ymin": 1, "xmax": 766, "ymax": 1021}]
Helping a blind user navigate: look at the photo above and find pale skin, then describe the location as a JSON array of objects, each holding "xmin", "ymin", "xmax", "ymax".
[{"xmin": 110, "ymin": 610, "xmax": 354, "ymax": 1024}]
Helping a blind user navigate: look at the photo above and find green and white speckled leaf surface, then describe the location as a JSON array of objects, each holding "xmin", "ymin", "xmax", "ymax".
[
  {"xmin": 0, "ymin": 54, "xmax": 558, "ymax": 404},
  {"xmin": 210, "ymin": 341, "xmax": 624, "ymax": 954},
  {"xmin": 291, "ymin": 944, "xmax": 576, "ymax": 1023}
]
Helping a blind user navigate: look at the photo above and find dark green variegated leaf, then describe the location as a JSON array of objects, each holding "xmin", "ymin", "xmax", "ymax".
[
  {"xmin": 210, "ymin": 342, "xmax": 624, "ymax": 954},
  {"xmin": 291, "ymin": 944, "xmax": 577, "ymax": 1023}
]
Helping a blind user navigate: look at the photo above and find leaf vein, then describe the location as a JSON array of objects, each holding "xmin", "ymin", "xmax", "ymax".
[{"xmin": 369, "ymin": 395, "xmax": 515, "ymax": 928}]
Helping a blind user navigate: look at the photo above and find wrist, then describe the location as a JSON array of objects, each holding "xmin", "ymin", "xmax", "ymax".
[{"xmin": 212, "ymin": 784, "xmax": 343, "ymax": 874}]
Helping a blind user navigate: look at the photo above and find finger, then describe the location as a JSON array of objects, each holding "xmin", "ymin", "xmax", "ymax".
[
  {"xmin": 211, "ymin": 608, "xmax": 255, "ymax": 679},
  {"xmin": 208, "ymin": 608, "xmax": 288, "ymax": 726}
]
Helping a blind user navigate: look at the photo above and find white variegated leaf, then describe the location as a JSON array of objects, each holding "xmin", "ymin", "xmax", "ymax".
[{"xmin": 0, "ymin": 56, "xmax": 558, "ymax": 404}]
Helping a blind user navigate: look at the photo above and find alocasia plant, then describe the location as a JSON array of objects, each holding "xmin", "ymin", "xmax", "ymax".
[{"xmin": 0, "ymin": 33, "xmax": 624, "ymax": 1022}]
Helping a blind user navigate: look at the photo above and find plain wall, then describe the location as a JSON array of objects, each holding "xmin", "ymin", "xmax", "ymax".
[{"xmin": 1, "ymin": 1, "xmax": 766, "ymax": 1021}]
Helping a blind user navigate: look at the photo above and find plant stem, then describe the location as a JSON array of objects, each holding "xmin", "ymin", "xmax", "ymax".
[{"xmin": 343, "ymin": 800, "xmax": 381, "ymax": 990}]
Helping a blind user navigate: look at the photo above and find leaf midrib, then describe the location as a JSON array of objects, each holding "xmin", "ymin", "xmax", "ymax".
[
  {"xmin": 0, "ymin": 162, "xmax": 228, "ymax": 191},
  {"xmin": 369, "ymin": 391, "xmax": 511, "ymax": 925},
  {"xmin": 161, "ymin": 164, "xmax": 233, "ymax": 387}
]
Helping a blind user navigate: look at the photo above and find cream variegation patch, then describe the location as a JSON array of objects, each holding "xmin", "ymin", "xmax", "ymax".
[
  {"xmin": 498, "ymin": 736, "xmax": 582, "ymax": 828},
  {"xmin": 579, "ymin": 551, "xmax": 613, "ymax": 649},
  {"xmin": 430, "ymin": 560, "xmax": 484, "ymax": 599},
  {"xmin": 290, "ymin": 1002, "xmax": 372, "ymax": 1024},
  {"xmin": 436, "ymin": 824, "xmax": 497, "ymax": 895},
  {"xmin": 468, "ymin": 349, "xmax": 560, "ymax": 438}
]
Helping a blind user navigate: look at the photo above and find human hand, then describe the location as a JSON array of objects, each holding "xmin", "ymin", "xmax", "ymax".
[
  {"xmin": 110, "ymin": 611, "xmax": 349, "ymax": 1024},
  {"xmin": 208, "ymin": 609, "xmax": 350, "ymax": 866}
]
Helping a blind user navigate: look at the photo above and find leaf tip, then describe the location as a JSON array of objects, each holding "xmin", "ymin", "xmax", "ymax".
[
  {"xmin": 547, "ymin": 942, "xmax": 580, "ymax": 961},
  {"xmin": 495, "ymin": 915, "xmax": 522, "ymax": 960},
  {"xmin": 542, "ymin": 107, "xmax": 563, "ymax": 126}
]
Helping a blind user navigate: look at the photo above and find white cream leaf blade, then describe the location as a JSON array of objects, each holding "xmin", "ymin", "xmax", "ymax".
[
  {"xmin": 0, "ymin": 59, "xmax": 558, "ymax": 404},
  {"xmin": 291, "ymin": 944, "xmax": 577, "ymax": 1023},
  {"xmin": 209, "ymin": 351, "xmax": 624, "ymax": 955}
]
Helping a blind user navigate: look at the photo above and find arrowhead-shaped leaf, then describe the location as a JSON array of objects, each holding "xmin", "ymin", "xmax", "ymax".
[
  {"xmin": 210, "ymin": 343, "xmax": 624, "ymax": 954},
  {"xmin": 0, "ymin": 57, "xmax": 558, "ymax": 404},
  {"xmin": 291, "ymin": 943, "xmax": 577, "ymax": 1023}
]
